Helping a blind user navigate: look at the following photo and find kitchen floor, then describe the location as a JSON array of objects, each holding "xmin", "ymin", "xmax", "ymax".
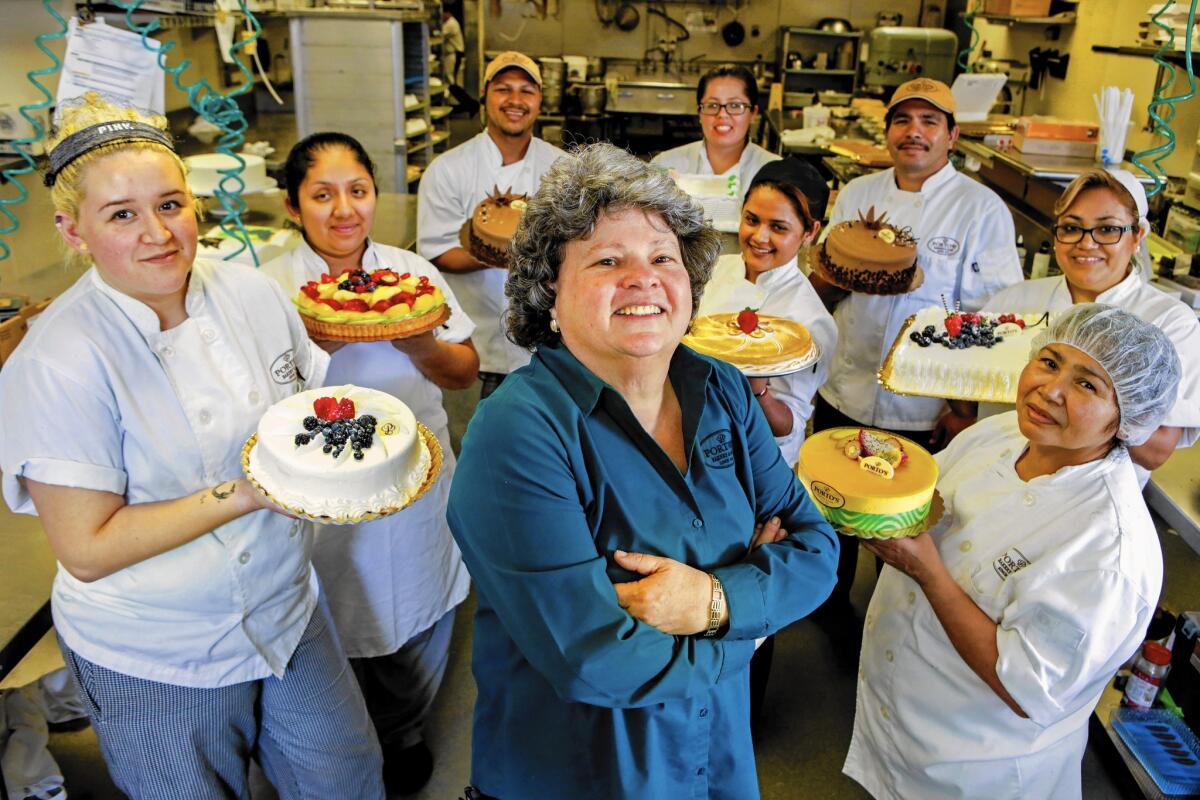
[{"xmin": 1, "ymin": 381, "xmax": 1133, "ymax": 800}]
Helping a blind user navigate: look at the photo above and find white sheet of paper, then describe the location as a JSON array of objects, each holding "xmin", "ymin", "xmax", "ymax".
[
  {"xmin": 674, "ymin": 172, "xmax": 741, "ymax": 233},
  {"xmin": 57, "ymin": 17, "xmax": 165, "ymax": 114}
]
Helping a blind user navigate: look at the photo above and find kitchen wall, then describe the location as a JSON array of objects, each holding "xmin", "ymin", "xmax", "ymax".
[
  {"xmin": 974, "ymin": 0, "xmax": 1200, "ymax": 178},
  {"xmin": 480, "ymin": 0, "xmax": 923, "ymax": 73}
]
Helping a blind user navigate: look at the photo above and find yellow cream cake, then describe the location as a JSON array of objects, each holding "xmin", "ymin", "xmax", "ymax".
[{"xmin": 683, "ymin": 309, "xmax": 819, "ymax": 376}]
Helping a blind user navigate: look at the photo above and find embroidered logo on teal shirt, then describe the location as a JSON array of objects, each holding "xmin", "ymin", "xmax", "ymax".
[{"xmin": 700, "ymin": 430, "xmax": 735, "ymax": 468}]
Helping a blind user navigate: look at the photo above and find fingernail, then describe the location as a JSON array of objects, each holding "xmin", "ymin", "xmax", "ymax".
[{"xmin": 615, "ymin": 550, "xmax": 627, "ymax": 558}]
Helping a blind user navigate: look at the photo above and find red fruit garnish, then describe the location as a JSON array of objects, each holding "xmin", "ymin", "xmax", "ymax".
[
  {"xmin": 320, "ymin": 299, "xmax": 342, "ymax": 310},
  {"xmin": 737, "ymin": 308, "xmax": 760, "ymax": 334},
  {"xmin": 372, "ymin": 300, "xmax": 391, "ymax": 313},
  {"xmin": 400, "ymin": 272, "xmax": 411, "ymax": 280},
  {"xmin": 353, "ymin": 284, "xmax": 369, "ymax": 293},
  {"xmin": 370, "ymin": 269, "xmax": 391, "ymax": 282},
  {"xmin": 962, "ymin": 312, "xmax": 982, "ymax": 325},
  {"xmin": 320, "ymin": 273, "xmax": 336, "ymax": 284},
  {"xmin": 302, "ymin": 284, "xmax": 320, "ymax": 300},
  {"xmin": 335, "ymin": 398, "xmax": 355, "ymax": 419},
  {"xmin": 342, "ymin": 299, "xmax": 370, "ymax": 312},
  {"xmin": 313, "ymin": 396, "xmax": 339, "ymax": 420},
  {"xmin": 418, "ymin": 276, "xmax": 430, "ymax": 285},
  {"xmin": 398, "ymin": 291, "xmax": 416, "ymax": 306},
  {"xmin": 1014, "ymin": 319, "xmax": 1026, "ymax": 329},
  {"xmin": 944, "ymin": 315, "xmax": 963, "ymax": 337},
  {"xmin": 379, "ymin": 273, "xmax": 399, "ymax": 285}
]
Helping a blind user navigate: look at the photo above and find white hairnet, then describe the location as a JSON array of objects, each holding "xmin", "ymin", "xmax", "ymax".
[
  {"xmin": 1031, "ymin": 304, "xmax": 1181, "ymax": 445},
  {"xmin": 1106, "ymin": 168, "xmax": 1152, "ymax": 276}
]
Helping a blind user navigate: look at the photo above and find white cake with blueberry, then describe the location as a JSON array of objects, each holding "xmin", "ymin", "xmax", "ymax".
[
  {"xmin": 879, "ymin": 306, "xmax": 1052, "ymax": 404},
  {"xmin": 246, "ymin": 385, "xmax": 432, "ymax": 520}
]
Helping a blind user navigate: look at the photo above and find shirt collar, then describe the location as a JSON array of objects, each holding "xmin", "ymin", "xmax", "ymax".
[
  {"xmin": 294, "ymin": 237, "xmax": 383, "ymax": 273},
  {"xmin": 756, "ymin": 255, "xmax": 802, "ymax": 290},
  {"xmin": 1003, "ymin": 439, "xmax": 1126, "ymax": 487},
  {"xmin": 89, "ymin": 264, "xmax": 205, "ymax": 339},
  {"xmin": 537, "ymin": 341, "xmax": 714, "ymax": 415},
  {"xmin": 891, "ymin": 160, "xmax": 957, "ymax": 195},
  {"xmin": 1095, "ymin": 268, "xmax": 1143, "ymax": 304}
]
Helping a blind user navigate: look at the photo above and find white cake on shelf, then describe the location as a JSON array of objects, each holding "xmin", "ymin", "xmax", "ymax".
[
  {"xmin": 184, "ymin": 152, "xmax": 276, "ymax": 196},
  {"xmin": 247, "ymin": 385, "xmax": 431, "ymax": 520},
  {"xmin": 879, "ymin": 306, "xmax": 1052, "ymax": 404}
]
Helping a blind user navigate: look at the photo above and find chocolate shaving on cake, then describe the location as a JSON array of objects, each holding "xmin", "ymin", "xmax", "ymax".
[{"xmin": 487, "ymin": 185, "xmax": 528, "ymax": 206}]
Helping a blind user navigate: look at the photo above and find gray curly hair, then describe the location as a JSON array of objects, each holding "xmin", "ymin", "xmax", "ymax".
[{"xmin": 505, "ymin": 143, "xmax": 722, "ymax": 349}]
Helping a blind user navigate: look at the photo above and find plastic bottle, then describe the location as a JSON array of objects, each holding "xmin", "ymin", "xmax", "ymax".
[
  {"xmin": 1030, "ymin": 241, "xmax": 1052, "ymax": 279},
  {"xmin": 1015, "ymin": 234, "xmax": 1028, "ymax": 275},
  {"xmin": 1123, "ymin": 641, "xmax": 1173, "ymax": 710}
]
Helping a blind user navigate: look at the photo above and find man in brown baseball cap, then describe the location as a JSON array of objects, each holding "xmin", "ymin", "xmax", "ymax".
[
  {"xmin": 884, "ymin": 77, "xmax": 958, "ymax": 190},
  {"xmin": 482, "ymin": 51, "xmax": 542, "ymax": 87}
]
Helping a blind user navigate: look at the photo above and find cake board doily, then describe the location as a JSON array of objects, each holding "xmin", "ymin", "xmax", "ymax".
[
  {"xmin": 458, "ymin": 221, "xmax": 511, "ymax": 269},
  {"xmin": 240, "ymin": 423, "xmax": 444, "ymax": 525},
  {"xmin": 835, "ymin": 490, "xmax": 945, "ymax": 541},
  {"xmin": 727, "ymin": 339, "xmax": 822, "ymax": 378},
  {"xmin": 806, "ymin": 248, "xmax": 925, "ymax": 297},
  {"xmin": 301, "ymin": 304, "xmax": 451, "ymax": 343}
]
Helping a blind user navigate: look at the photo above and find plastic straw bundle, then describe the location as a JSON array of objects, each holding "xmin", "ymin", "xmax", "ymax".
[{"xmin": 1094, "ymin": 86, "xmax": 1134, "ymax": 165}]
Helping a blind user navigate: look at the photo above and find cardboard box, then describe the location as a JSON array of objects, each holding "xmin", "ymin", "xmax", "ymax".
[
  {"xmin": 1013, "ymin": 132, "xmax": 1098, "ymax": 158},
  {"xmin": 1016, "ymin": 116, "xmax": 1100, "ymax": 142},
  {"xmin": 984, "ymin": 0, "xmax": 1052, "ymax": 16},
  {"xmin": 0, "ymin": 314, "xmax": 28, "ymax": 367}
]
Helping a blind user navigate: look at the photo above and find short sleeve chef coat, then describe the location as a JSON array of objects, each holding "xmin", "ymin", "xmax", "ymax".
[
  {"xmin": 818, "ymin": 163, "xmax": 1024, "ymax": 430},
  {"xmin": 844, "ymin": 412, "xmax": 1161, "ymax": 800},
  {"xmin": 448, "ymin": 342, "xmax": 839, "ymax": 799},
  {"xmin": 982, "ymin": 272, "xmax": 1200, "ymax": 483},
  {"xmin": 0, "ymin": 260, "xmax": 329, "ymax": 688},
  {"xmin": 260, "ymin": 239, "xmax": 472, "ymax": 657},
  {"xmin": 416, "ymin": 131, "xmax": 565, "ymax": 375},
  {"xmin": 651, "ymin": 140, "xmax": 781, "ymax": 200},
  {"xmin": 698, "ymin": 252, "xmax": 838, "ymax": 464}
]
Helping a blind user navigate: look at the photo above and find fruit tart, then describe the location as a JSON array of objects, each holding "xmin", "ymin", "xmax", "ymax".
[{"xmin": 294, "ymin": 267, "xmax": 451, "ymax": 342}]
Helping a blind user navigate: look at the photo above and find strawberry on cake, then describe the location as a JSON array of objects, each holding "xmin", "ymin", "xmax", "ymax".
[{"xmin": 293, "ymin": 266, "xmax": 450, "ymax": 341}]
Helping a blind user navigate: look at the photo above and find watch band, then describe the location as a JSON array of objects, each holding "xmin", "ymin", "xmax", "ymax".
[{"xmin": 704, "ymin": 573, "xmax": 725, "ymax": 637}]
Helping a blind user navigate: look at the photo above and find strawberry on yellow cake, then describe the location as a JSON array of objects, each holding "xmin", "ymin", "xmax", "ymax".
[
  {"xmin": 293, "ymin": 267, "xmax": 450, "ymax": 341},
  {"xmin": 795, "ymin": 427, "xmax": 938, "ymax": 538}
]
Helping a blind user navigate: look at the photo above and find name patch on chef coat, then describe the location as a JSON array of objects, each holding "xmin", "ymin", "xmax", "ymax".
[
  {"xmin": 270, "ymin": 349, "xmax": 298, "ymax": 384},
  {"xmin": 993, "ymin": 548, "xmax": 1031, "ymax": 580},
  {"xmin": 927, "ymin": 236, "xmax": 961, "ymax": 256},
  {"xmin": 700, "ymin": 429, "xmax": 735, "ymax": 469}
]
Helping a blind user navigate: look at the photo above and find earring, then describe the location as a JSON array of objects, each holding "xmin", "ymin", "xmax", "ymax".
[
  {"xmin": 79, "ymin": 243, "xmax": 89, "ymax": 253},
  {"xmin": 549, "ymin": 317, "xmax": 559, "ymax": 333}
]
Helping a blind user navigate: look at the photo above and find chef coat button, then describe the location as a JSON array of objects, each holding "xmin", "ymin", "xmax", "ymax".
[
  {"xmin": 880, "ymin": 706, "xmax": 890, "ymax": 719},
  {"xmin": 202, "ymin": 328, "xmax": 216, "ymax": 342},
  {"xmin": 959, "ymin": 540, "xmax": 972, "ymax": 553},
  {"xmin": 907, "ymin": 591, "xmax": 916, "ymax": 605},
  {"xmin": 696, "ymin": 767, "xmax": 706, "ymax": 776},
  {"xmin": 885, "ymin": 649, "xmax": 895, "ymax": 662},
  {"xmin": 198, "ymin": 409, "xmax": 212, "ymax": 425},
  {"xmin": 239, "ymin": 551, "xmax": 251, "ymax": 565},
  {"xmin": 699, "ymin": 708, "xmax": 708, "ymax": 718},
  {"xmin": 159, "ymin": 345, "xmax": 175, "ymax": 358},
  {"xmin": 1023, "ymin": 492, "xmax": 1035, "ymax": 507},
  {"xmin": 692, "ymin": 518, "xmax": 703, "ymax": 529},
  {"xmin": 249, "ymin": 390, "xmax": 262, "ymax": 405}
]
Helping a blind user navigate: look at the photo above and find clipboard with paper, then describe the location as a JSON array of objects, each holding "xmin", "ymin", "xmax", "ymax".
[{"xmin": 57, "ymin": 17, "xmax": 164, "ymax": 114}]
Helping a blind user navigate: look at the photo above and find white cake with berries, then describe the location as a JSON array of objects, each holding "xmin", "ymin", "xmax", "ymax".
[
  {"xmin": 246, "ymin": 385, "xmax": 433, "ymax": 520},
  {"xmin": 879, "ymin": 306, "xmax": 1052, "ymax": 404}
]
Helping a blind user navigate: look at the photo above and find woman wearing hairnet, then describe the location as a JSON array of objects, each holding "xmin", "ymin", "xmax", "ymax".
[
  {"xmin": 843, "ymin": 305, "xmax": 1182, "ymax": 800},
  {"xmin": 982, "ymin": 168, "xmax": 1200, "ymax": 477}
]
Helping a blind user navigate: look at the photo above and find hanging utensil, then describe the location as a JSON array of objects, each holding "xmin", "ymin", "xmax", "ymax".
[{"xmin": 614, "ymin": 2, "xmax": 640, "ymax": 31}]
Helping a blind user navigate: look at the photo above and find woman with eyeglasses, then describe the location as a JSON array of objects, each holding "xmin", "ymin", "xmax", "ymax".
[
  {"xmin": 982, "ymin": 168, "xmax": 1200, "ymax": 475},
  {"xmin": 651, "ymin": 64, "xmax": 779, "ymax": 197}
]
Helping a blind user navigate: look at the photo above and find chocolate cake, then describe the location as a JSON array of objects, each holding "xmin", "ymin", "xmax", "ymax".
[
  {"xmin": 809, "ymin": 206, "xmax": 919, "ymax": 295},
  {"xmin": 460, "ymin": 187, "xmax": 528, "ymax": 268}
]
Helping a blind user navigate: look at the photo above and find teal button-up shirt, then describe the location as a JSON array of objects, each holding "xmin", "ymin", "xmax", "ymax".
[{"xmin": 448, "ymin": 342, "xmax": 838, "ymax": 799}]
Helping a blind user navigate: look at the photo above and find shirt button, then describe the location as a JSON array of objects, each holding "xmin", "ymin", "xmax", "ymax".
[
  {"xmin": 238, "ymin": 551, "xmax": 251, "ymax": 565},
  {"xmin": 886, "ymin": 649, "xmax": 895, "ymax": 662},
  {"xmin": 696, "ymin": 768, "xmax": 705, "ymax": 776},
  {"xmin": 699, "ymin": 708, "xmax": 708, "ymax": 718},
  {"xmin": 880, "ymin": 706, "xmax": 890, "ymax": 720},
  {"xmin": 249, "ymin": 390, "xmax": 262, "ymax": 405},
  {"xmin": 907, "ymin": 591, "xmax": 916, "ymax": 605},
  {"xmin": 959, "ymin": 540, "xmax": 972, "ymax": 553},
  {"xmin": 159, "ymin": 345, "xmax": 175, "ymax": 358},
  {"xmin": 290, "ymin": 521, "xmax": 300, "ymax": 538},
  {"xmin": 198, "ymin": 409, "xmax": 212, "ymax": 425},
  {"xmin": 202, "ymin": 328, "xmax": 216, "ymax": 343},
  {"xmin": 1023, "ymin": 492, "xmax": 1035, "ymax": 507},
  {"xmin": 692, "ymin": 518, "xmax": 704, "ymax": 529}
]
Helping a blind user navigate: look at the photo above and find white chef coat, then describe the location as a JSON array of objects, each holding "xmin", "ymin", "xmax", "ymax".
[
  {"xmin": 844, "ymin": 412, "xmax": 1161, "ymax": 800},
  {"xmin": 260, "ymin": 239, "xmax": 473, "ymax": 657},
  {"xmin": 417, "ymin": 131, "xmax": 565, "ymax": 375},
  {"xmin": 981, "ymin": 272, "xmax": 1200, "ymax": 462},
  {"xmin": 651, "ymin": 140, "xmax": 780, "ymax": 202},
  {"xmin": 818, "ymin": 163, "xmax": 1024, "ymax": 430},
  {"xmin": 0, "ymin": 260, "xmax": 329, "ymax": 688},
  {"xmin": 698, "ymin": 252, "xmax": 837, "ymax": 464}
]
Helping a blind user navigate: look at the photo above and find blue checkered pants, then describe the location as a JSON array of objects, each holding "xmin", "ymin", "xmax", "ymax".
[{"xmin": 59, "ymin": 600, "xmax": 385, "ymax": 800}]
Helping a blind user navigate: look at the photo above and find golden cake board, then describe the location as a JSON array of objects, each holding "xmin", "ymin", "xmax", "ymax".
[{"xmin": 241, "ymin": 423, "xmax": 443, "ymax": 525}]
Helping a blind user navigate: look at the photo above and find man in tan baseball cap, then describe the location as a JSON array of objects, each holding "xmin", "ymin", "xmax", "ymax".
[
  {"xmin": 884, "ymin": 77, "xmax": 959, "ymax": 191},
  {"xmin": 483, "ymin": 51, "xmax": 542, "ymax": 87},
  {"xmin": 885, "ymin": 77, "xmax": 957, "ymax": 116}
]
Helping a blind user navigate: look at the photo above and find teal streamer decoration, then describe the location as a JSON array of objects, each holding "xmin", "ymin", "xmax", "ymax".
[
  {"xmin": 1131, "ymin": 0, "xmax": 1198, "ymax": 198},
  {"xmin": 0, "ymin": 0, "xmax": 68, "ymax": 263},
  {"xmin": 114, "ymin": 0, "xmax": 263, "ymax": 264},
  {"xmin": 957, "ymin": 1, "xmax": 980, "ymax": 74}
]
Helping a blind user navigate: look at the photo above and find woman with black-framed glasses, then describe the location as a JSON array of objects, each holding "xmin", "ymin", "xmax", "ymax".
[
  {"xmin": 651, "ymin": 64, "xmax": 780, "ymax": 202},
  {"xmin": 983, "ymin": 168, "xmax": 1200, "ymax": 476}
]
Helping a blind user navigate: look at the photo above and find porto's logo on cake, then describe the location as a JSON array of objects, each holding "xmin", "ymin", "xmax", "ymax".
[
  {"xmin": 700, "ymin": 429, "xmax": 735, "ymax": 469},
  {"xmin": 809, "ymin": 480, "xmax": 845, "ymax": 509}
]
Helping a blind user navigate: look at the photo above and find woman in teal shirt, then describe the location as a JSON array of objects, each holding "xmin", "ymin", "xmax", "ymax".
[{"xmin": 448, "ymin": 143, "xmax": 839, "ymax": 799}]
